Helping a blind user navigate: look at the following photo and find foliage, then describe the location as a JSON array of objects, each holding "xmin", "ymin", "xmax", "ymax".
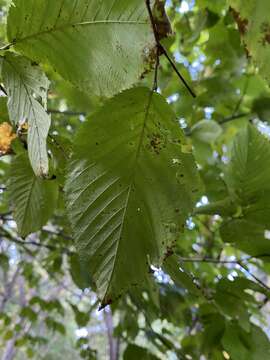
[{"xmin": 0, "ymin": 0, "xmax": 270, "ymax": 359}]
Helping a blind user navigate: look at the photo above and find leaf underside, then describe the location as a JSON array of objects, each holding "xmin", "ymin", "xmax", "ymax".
[
  {"xmin": 7, "ymin": 0, "xmax": 155, "ymax": 97},
  {"xmin": 65, "ymin": 87, "xmax": 201, "ymax": 306},
  {"xmin": 2, "ymin": 52, "xmax": 51, "ymax": 176}
]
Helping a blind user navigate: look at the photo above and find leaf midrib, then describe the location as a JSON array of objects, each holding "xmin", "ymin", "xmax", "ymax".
[
  {"xmin": 9, "ymin": 20, "xmax": 148, "ymax": 48},
  {"xmin": 102, "ymin": 91, "xmax": 154, "ymax": 301}
]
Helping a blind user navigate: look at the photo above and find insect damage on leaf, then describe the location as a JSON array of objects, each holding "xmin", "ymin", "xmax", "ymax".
[
  {"xmin": 0, "ymin": 122, "xmax": 16, "ymax": 154},
  {"xmin": 260, "ymin": 22, "xmax": 270, "ymax": 46},
  {"xmin": 230, "ymin": 8, "xmax": 248, "ymax": 36}
]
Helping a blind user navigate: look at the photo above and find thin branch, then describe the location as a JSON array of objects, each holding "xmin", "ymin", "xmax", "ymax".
[
  {"xmin": 0, "ymin": 42, "xmax": 13, "ymax": 51},
  {"xmin": 219, "ymin": 112, "xmax": 251, "ymax": 124},
  {"xmin": 0, "ymin": 226, "xmax": 73, "ymax": 255},
  {"xmin": 0, "ymin": 84, "xmax": 7, "ymax": 96},
  {"xmin": 178, "ymin": 256, "xmax": 270, "ymax": 292},
  {"xmin": 179, "ymin": 256, "xmax": 239, "ymax": 264},
  {"xmin": 161, "ymin": 50, "xmax": 196, "ymax": 98},
  {"xmin": 145, "ymin": 0, "xmax": 196, "ymax": 98},
  {"xmin": 41, "ymin": 226, "xmax": 72, "ymax": 241},
  {"xmin": 47, "ymin": 109, "xmax": 86, "ymax": 117},
  {"xmin": 238, "ymin": 261, "xmax": 270, "ymax": 292}
]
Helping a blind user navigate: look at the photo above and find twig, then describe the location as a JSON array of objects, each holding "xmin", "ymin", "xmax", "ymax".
[
  {"xmin": 219, "ymin": 112, "xmax": 251, "ymax": 125},
  {"xmin": 179, "ymin": 256, "xmax": 239, "ymax": 264},
  {"xmin": 238, "ymin": 261, "xmax": 270, "ymax": 292},
  {"xmin": 0, "ymin": 42, "xmax": 13, "ymax": 51},
  {"xmin": 161, "ymin": 50, "xmax": 196, "ymax": 98},
  {"xmin": 0, "ymin": 84, "xmax": 7, "ymax": 96},
  {"xmin": 178, "ymin": 256, "xmax": 270, "ymax": 292},
  {"xmin": 47, "ymin": 109, "xmax": 86, "ymax": 117},
  {"xmin": 0, "ymin": 226, "xmax": 73, "ymax": 255},
  {"xmin": 145, "ymin": 0, "xmax": 196, "ymax": 98},
  {"xmin": 41, "ymin": 226, "xmax": 72, "ymax": 241}
]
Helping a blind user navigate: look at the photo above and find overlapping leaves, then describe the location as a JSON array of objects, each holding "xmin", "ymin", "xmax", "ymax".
[
  {"xmin": 2, "ymin": 52, "xmax": 51, "ymax": 176},
  {"xmin": 229, "ymin": 0, "xmax": 270, "ymax": 85},
  {"xmin": 7, "ymin": 0, "xmax": 155, "ymax": 97},
  {"xmin": 9, "ymin": 153, "xmax": 58, "ymax": 237},
  {"xmin": 65, "ymin": 87, "xmax": 201, "ymax": 306}
]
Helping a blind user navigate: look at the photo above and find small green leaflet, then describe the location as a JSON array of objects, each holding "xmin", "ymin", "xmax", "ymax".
[
  {"xmin": 229, "ymin": 0, "xmax": 270, "ymax": 85},
  {"xmin": 9, "ymin": 153, "xmax": 58, "ymax": 237},
  {"xmin": 2, "ymin": 53, "xmax": 50, "ymax": 177},
  {"xmin": 65, "ymin": 87, "xmax": 201, "ymax": 306},
  {"xmin": 7, "ymin": 0, "xmax": 155, "ymax": 97},
  {"xmin": 225, "ymin": 123, "xmax": 270, "ymax": 203}
]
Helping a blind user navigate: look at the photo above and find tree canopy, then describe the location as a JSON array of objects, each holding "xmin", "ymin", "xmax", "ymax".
[{"xmin": 0, "ymin": 0, "xmax": 270, "ymax": 359}]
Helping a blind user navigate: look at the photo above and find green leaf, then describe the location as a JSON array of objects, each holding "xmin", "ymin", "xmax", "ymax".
[
  {"xmin": 252, "ymin": 97, "xmax": 270, "ymax": 122},
  {"xmin": 163, "ymin": 255, "xmax": 201, "ymax": 295},
  {"xmin": 222, "ymin": 323, "xmax": 270, "ymax": 360},
  {"xmin": 70, "ymin": 304, "xmax": 89, "ymax": 328},
  {"xmin": 190, "ymin": 119, "xmax": 222, "ymax": 143},
  {"xmin": 69, "ymin": 253, "xmax": 93, "ymax": 290},
  {"xmin": 65, "ymin": 87, "xmax": 201, "ymax": 306},
  {"xmin": 123, "ymin": 344, "xmax": 159, "ymax": 360},
  {"xmin": 225, "ymin": 124, "xmax": 270, "ymax": 202},
  {"xmin": 229, "ymin": 0, "xmax": 270, "ymax": 85},
  {"xmin": 7, "ymin": 0, "xmax": 155, "ymax": 97},
  {"xmin": 220, "ymin": 219, "xmax": 270, "ymax": 257},
  {"xmin": 2, "ymin": 52, "xmax": 51, "ymax": 176},
  {"xmin": 9, "ymin": 152, "xmax": 58, "ymax": 237}
]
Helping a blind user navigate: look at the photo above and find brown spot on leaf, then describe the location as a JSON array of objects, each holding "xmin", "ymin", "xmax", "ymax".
[
  {"xmin": 164, "ymin": 246, "xmax": 174, "ymax": 260},
  {"xmin": 140, "ymin": 44, "xmax": 157, "ymax": 80},
  {"xmin": 230, "ymin": 8, "xmax": 248, "ymax": 35},
  {"xmin": 261, "ymin": 22, "xmax": 270, "ymax": 46},
  {"xmin": 149, "ymin": 133, "xmax": 164, "ymax": 154}
]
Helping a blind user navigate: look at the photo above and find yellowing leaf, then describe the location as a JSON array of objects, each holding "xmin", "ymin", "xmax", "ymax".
[{"xmin": 0, "ymin": 122, "xmax": 16, "ymax": 154}]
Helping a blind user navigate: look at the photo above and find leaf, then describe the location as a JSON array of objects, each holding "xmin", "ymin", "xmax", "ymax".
[
  {"xmin": 222, "ymin": 323, "xmax": 270, "ymax": 360},
  {"xmin": 252, "ymin": 97, "xmax": 270, "ymax": 122},
  {"xmin": 163, "ymin": 255, "xmax": 201, "ymax": 295},
  {"xmin": 7, "ymin": 0, "xmax": 155, "ymax": 97},
  {"xmin": 190, "ymin": 119, "xmax": 222, "ymax": 143},
  {"xmin": 65, "ymin": 87, "xmax": 201, "ymax": 306},
  {"xmin": 123, "ymin": 344, "xmax": 159, "ymax": 360},
  {"xmin": 2, "ymin": 52, "xmax": 51, "ymax": 176},
  {"xmin": 69, "ymin": 253, "xmax": 93, "ymax": 290},
  {"xmin": 9, "ymin": 152, "xmax": 58, "ymax": 237},
  {"xmin": 229, "ymin": 0, "xmax": 270, "ymax": 85},
  {"xmin": 225, "ymin": 124, "xmax": 270, "ymax": 203},
  {"xmin": 220, "ymin": 219, "xmax": 270, "ymax": 257}
]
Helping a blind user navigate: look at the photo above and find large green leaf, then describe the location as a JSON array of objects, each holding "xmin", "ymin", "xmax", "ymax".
[
  {"xmin": 2, "ymin": 52, "xmax": 51, "ymax": 177},
  {"xmin": 228, "ymin": 0, "xmax": 270, "ymax": 85},
  {"xmin": 9, "ymin": 153, "xmax": 58, "ymax": 237},
  {"xmin": 225, "ymin": 124, "xmax": 270, "ymax": 203},
  {"xmin": 7, "ymin": 0, "xmax": 155, "ymax": 97},
  {"xmin": 220, "ymin": 219, "xmax": 270, "ymax": 257},
  {"xmin": 65, "ymin": 87, "xmax": 201, "ymax": 306}
]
